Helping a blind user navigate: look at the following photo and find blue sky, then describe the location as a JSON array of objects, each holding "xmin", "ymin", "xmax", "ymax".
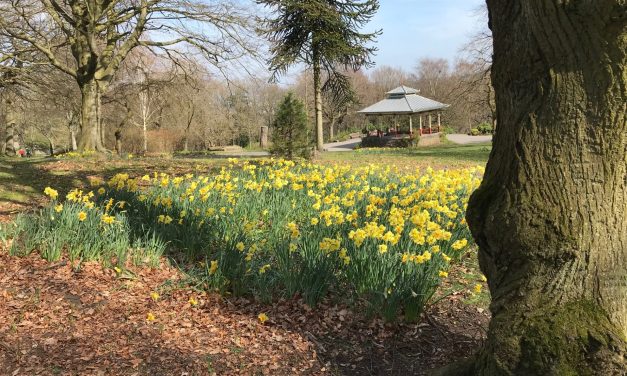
[{"xmin": 367, "ymin": 0, "xmax": 487, "ymax": 71}]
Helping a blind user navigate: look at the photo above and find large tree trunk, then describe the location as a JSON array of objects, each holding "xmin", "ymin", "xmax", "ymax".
[
  {"xmin": 459, "ymin": 1, "xmax": 627, "ymax": 375},
  {"xmin": 77, "ymin": 80, "xmax": 105, "ymax": 152},
  {"xmin": 3, "ymin": 96, "xmax": 19, "ymax": 156},
  {"xmin": 70, "ymin": 129, "xmax": 78, "ymax": 151},
  {"xmin": 313, "ymin": 55, "xmax": 324, "ymax": 152}
]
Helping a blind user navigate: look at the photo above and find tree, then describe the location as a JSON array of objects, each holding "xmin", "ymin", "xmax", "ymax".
[
  {"xmin": 414, "ymin": 58, "xmax": 451, "ymax": 99},
  {"xmin": 258, "ymin": 0, "xmax": 380, "ymax": 151},
  {"xmin": 451, "ymin": 1, "xmax": 627, "ymax": 374},
  {"xmin": 455, "ymin": 5, "xmax": 495, "ymax": 132},
  {"xmin": 0, "ymin": 0, "xmax": 257, "ymax": 151},
  {"xmin": 322, "ymin": 78, "xmax": 358, "ymax": 140},
  {"xmin": 128, "ymin": 55, "xmax": 168, "ymax": 154},
  {"xmin": 271, "ymin": 93, "xmax": 310, "ymax": 159},
  {"xmin": 1, "ymin": 36, "xmax": 26, "ymax": 155},
  {"xmin": 369, "ymin": 65, "xmax": 411, "ymax": 95}
]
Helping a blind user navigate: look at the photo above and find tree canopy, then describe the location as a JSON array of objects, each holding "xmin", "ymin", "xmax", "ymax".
[{"xmin": 258, "ymin": 0, "xmax": 380, "ymax": 151}]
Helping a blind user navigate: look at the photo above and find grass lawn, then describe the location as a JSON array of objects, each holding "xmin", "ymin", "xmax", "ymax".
[
  {"xmin": 1, "ymin": 143, "xmax": 490, "ymax": 214},
  {"xmin": 0, "ymin": 147, "xmax": 490, "ymax": 375},
  {"xmin": 320, "ymin": 143, "xmax": 491, "ymax": 168}
]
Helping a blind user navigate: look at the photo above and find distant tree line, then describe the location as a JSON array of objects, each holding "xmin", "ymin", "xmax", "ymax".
[{"xmin": 1, "ymin": 1, "xmax": 492, "ymax": 156}]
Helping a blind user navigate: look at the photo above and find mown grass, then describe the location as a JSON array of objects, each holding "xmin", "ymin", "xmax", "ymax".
[
  {"xmin": 1, "ymin": 144, "xmax": 490, "ymax": 210},
  {"xmin": 319, "ymin": 143, "xmax": 492, "ymax": 168}
]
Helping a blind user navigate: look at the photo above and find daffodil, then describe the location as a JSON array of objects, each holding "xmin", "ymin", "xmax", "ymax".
[
  {"xmin": 258, "ymin": 313, "xmax": 268, "ymax": 324},
  {"xmin": 378, "ymin": 244, "xmax": 388, "ymax": 254},
  {"xmin": 209, "ymin": 260, "xmax": 218, "ymax": 275},
  {"xmin": 101, "ymin": 214, "xmax": 115, "ymax": 224},
  {"xmin": 44, "ymin": 187, "xmax": 58, "ymax": 200}
]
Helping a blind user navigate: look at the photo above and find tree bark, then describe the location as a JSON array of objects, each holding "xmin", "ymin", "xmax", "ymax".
[
  {"xmin": 114, "ymin": 130, "xmax": 122, "ymax": 155},
  {"xmin": 70, "ymin": 129, "xmax": 78, "ymax": 151},
  {"xmin": 459, "ymin": 1, "xmax": 627, "ymax": 375},
  {"xmin": 77, "ymin": 80, "xmax": 105, "ymax": 152},
  {"xmin": 260, "ymin": 126, "xmax": 268, "ymax": 149},
  {"xmin": 313, "ymin": 51, "xmax": 324, "ymax": 152},
  {"xmin": 3, "ymin": 95, "xmax": 19, "ymax": 156},
  {"xmin": 142, "ymin": 118, "xmax": 148, "ymax": 154}
]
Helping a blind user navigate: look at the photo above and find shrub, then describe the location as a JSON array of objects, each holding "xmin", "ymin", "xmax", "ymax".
[
  {"xmin": 360, "ymin": 136, "xmax": 419, "ymax": 148},
  {"xmin": 470, "ymin": 128, "xmax": 480, "ymax": 136},
  {"xmin": 476, "ymin": 122, "xmax": 494, "ymax": 135},
  {"xmin": 271, "ymin": 93, "xmax": 311, "ymax": 159}
]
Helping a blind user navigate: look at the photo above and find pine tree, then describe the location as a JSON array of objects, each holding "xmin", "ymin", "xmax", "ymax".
[
  {"xmin": 271, "ymin": 93, "xmax": 311, "ymax": 159},
  {"xmin": 258, "ymin": 0, "xmax": 380, "ymax": 152}
]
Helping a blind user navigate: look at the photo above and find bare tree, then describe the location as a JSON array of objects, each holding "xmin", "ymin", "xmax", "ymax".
[
  {"xmin": 0, "ymin": 0, "xmax": 259, "ymax": 151},
  {"xmin": 414, "ymin": 58, "xmax": 451, "ymax": 99},
  {"xmin": 369, "ymin": 65, "xmax": 411, "ymax": 96},
  {"xmin": 322, "ymin": 77, "xmax": 358, "ymax": 140}
]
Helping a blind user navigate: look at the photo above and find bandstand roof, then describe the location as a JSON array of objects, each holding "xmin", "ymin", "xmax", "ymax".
[{"xmin": 358, "ymin": 86, "xmax": 449, "ymax": 115}]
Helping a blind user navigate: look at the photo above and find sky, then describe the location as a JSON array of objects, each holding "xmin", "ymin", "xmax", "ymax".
[{"xmin": 367, "ymin": 0, "xmax": 487, "ymax": 71}]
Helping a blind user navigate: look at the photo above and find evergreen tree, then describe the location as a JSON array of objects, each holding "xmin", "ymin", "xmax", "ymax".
[
  {"xmin": 258, "ymin": 0, "xmax": 380, "ymax": 151},
  {"xmin": 271, "ymin": 93, "xmax": 310, "ymax": 159}
]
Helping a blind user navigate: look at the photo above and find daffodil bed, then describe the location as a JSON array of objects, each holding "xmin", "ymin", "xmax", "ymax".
[{"xmin": 1, "ymin": 159, "xmax": 483, "ymax": 322}]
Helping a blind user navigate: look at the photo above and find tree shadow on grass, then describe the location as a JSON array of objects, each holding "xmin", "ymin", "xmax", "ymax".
[{"xmin": 0, "ymin": 156, "xmax": 228, "ymax": 217}]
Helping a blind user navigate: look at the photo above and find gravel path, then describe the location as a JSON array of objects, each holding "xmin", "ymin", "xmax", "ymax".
[
  {"xmin": 446, "ymin": 134, "xmax": 492, "ymax": 145},
  {"xmin": 323, "ymin": 138, "xmax": 362, "ymax": 152}
]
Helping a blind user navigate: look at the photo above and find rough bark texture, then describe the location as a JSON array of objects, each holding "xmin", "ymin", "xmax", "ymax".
[
  {"xmin": 3, "ymin": 93, "xmax": 20, "ymax": 156},
  {"xmin": 3, "ymin": 94, "xmax": 19, "ymax": 156},
  {"xmin": 460, "ymin": 1, "xmax": 627, "ymax": 375},
  {"xmin": 313, "ymin": 54, "xmax": 324, "ymax": 152},
  {"xmin": 77, "ymin": 81, "xmax": 105, "ymax": 152},
  {"xmin": 260, "ymin": 126, "xmax": 268, "ymax": 149}
]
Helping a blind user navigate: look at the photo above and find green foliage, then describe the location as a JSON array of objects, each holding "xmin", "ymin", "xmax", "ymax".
[
  {"xmin": 476, "ymin": 122, "xmax": 494, "ymax": 135},
  {"xmin": 329, "ymin": 129, "xmax": 360, "ymax": 143},
  {"xmin": 258, "ymin": 0, "xmax": 381, "ymax": 149},
  {"xmin": 470, "ymin": 128, "xmax": 480, "ymax": 136},
  {"xmin": 442, "ymin": 126, "xmax": 455, "ymax": 135},
  {"xmin": 258, "ymin": 0, "xmax": 381, "ymax": 77},
  {"xmin": 270, "ymin": 93, "xmax": 311, "ymax": 159},
  {"xmin": 2, "ymin": 199, "xmax": 164, "ymax": 268},
  {"xmin": 360, "ymin": 136, "xmax": 419, "ymax": 148}
]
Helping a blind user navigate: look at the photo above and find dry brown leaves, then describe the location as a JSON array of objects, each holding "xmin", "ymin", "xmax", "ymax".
[{"xmin": 0, "ymin": 248, "xmax": 489, "ymax": 375}]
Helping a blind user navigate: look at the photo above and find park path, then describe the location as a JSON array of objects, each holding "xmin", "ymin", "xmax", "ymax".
[
  {"xmin": 323, "ymin": 138, "xmax": 362, "ymax": 152},
  {"xmin": 203, "ymin": 138, "xmax": 363, "ymax": 158},
  {"xmin": 446, "ymin": 134, "xmax": 493, "ymax": 145},
  {"xmin": 189, "ymin": 134, "xmax": 491, "ymax": 159}
]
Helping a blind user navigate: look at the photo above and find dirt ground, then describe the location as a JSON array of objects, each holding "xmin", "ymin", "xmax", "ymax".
[{"xmin": 0, "ymin": 248, "xmax": 489, "ymax": 376}]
